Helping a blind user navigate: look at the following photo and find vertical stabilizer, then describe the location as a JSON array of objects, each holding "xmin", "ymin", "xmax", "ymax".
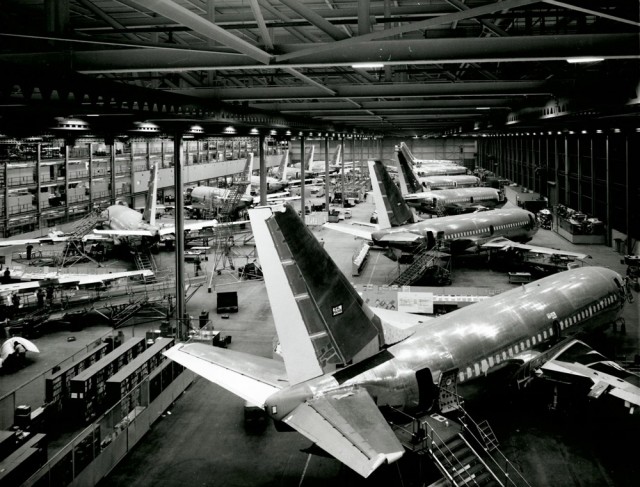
[
  {"xmin": 304, "ymin": 145, "xmax": 315, "ymax": 170},
  {"xmin": 142, "ymin": 162, "xmax": 158, "ymax": 226},
  {"xmin": 368, "ymin": 161, "xmax": 414, "ymax": 228},
  {"xmin": 250, "ymin": 205, "xmax": 384, "ymax": 385},
  {"xmin": 277, "ymin": 150, "xmax": 289, "ymax": 182},
  {"xmin": 331, "ymin": 144, "xmax": 342, "ymax": 167},
  {"xmin": 399, "ymin": 142, "xmax": 416, "ymax": 164},
  {"xmin": 244, "ymin": 153, "xmax": 254, "ymax": 197},
  {"xmin": 397, "ymin": 151, "xmax": 424, "ymax": 194}
]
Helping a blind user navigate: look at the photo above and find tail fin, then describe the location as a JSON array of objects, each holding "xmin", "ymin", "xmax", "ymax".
[
  {"xmin": 331, "ymin": 144, "xmax": 342, "ymax": 167},
  {"xmin": 304, "ymin": 145, "xmax": 315, "ymax": 170},
  {"xmin": 142, "ymin": 162, "xmax": 158, "ymax": 226},
  {"xmin": 250, "ymin": 205, "xmax": 384, "ymax": 385},
  {"xmin": 277, "ymin": 150, "xmax": 289, "ymax": 181},
  {"xmin": 397, "ymin": 151, "xmax": 424, "ymax": 194},
  {"xmin": 244, "ymin": 153, "xmax": 254, "ymax": 197},
  {"xmin": 399, "ymin": 142, "xmax": 416, "ymax": 164},
  {"xmin": 367, "ymin": 160, "xmax": 415, "ymax": 228}
]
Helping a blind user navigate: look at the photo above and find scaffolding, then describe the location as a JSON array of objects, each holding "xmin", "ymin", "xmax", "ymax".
[{"xmin": 390, "ymin": 240, "xmax": 451, "ymax": 287}]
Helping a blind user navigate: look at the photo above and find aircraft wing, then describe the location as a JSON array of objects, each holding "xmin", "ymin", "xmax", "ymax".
[
  {"xmin": 92, "ymin": 229, "xmax": 156, "ymax": 237},
  {"xmin": 158, "ymin": 219, "xmax": 250, "ymax": 236},
  {"xmin": 164, "ymin": 342, "xmax": 288, "ymax": 407},
  {"xmin": 0, "ymin": 270, "xmax": 153, "ymax": 293},
  {"xmin": 481, "ymin": 237, "xmax": 590, "ymax": 260},
  {"xmin": 0, "ymin": 235, "xmax": 69, "ymax": 247},
  {"xmin": 537, "ymin": 339, "xmax": 640, "ymax": 411},
  {"xmin": 373, "ymin": 231, "xmax": 424, "ymax": 245},
  {"xmin": 284, "ymin": 386, "xmax": 404, "ymax": 478},
  {"xmin": 323, "ymin": 223, "xmax": 374, "ymax": 240}
]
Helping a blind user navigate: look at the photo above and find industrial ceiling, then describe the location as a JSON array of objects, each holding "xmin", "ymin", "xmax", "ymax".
[{"xmin": 0, "ymin": 0, "xmax": 638, "ymax": 137}]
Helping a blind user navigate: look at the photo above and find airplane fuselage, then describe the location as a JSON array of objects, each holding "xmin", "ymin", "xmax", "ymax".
[
  {"xmin": 251, "ymin": 175, "xmax": 288, "ymax": 194},
  {"xmin": 404, "ymin": 187, "xmax": 506, "ymax": 214},
  {"xmin": 189, "ymin": 186, "xmax": 254, "ymax": 210},
  {"xmin": 415, "ymin": 165, "xmax": 468, "ymax": 177},
  {"xmin": 102, "ymin": 204, "xmax": 154, "ymax": 233},
  {"xmin": 371, "ymin": 208, "xmax": 538, "ymax": 252},
  {"xmin": 266, "ymin": 267, "xmax": 626, "ymax": 420},
  {"xmin": 419, "ymin": 175, "xmax": 481, "ymax": 189}
]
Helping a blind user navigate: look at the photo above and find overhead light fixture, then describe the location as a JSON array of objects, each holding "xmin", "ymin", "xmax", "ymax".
[
  {"xmin": 351, "ymin": 63, "xmax": 384, "ymax": 69},
  {"xmin": 250, "ymin": 128, "xmax": 259, "ymax": 135},
  {"xmin": 566, "ymin": 57, "xmax": 604, "ymax": 64},
  {"xmin": 224, "ymin": 126, "xmax": 236, "ymax": 134},
  {"xmin": 476, "ymin": 107, "xmax": 490, "ymax": 110}
]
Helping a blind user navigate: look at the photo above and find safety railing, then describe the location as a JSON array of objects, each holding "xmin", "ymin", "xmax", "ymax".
[{"xmin": 7, "ymin": 175, "xmax": 36, "ymax": 187}]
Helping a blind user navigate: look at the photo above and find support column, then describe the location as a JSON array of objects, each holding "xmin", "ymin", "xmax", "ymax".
[
  {"xmin": 342, "ymin": 137, "xmax": 347, "ymax": 209},
  {"xmin": 36, "ymin": 143, "xmax": 42, "ymax": 230},
  {"xmin": 173, "ymin": 133, "xmax": 186, "ymax": 340},
  {"xmin": 300, "ymin": 135, "xmax": 306, "ymax": 221},
  {"xmin": 605, "ymin": 135, "xmax": 611, "ymax": 247},
  {"xmin": 324, "ymin": 136, "xmax": 330, "ymax": 213},
  {"xmin": 89, "ymin": 141, "xmax": 94, "ymax": 211},
  {"xmin": 259, "ymin": 134, "xmax": 267, "ymax": 206},
  {"xmin": 64, "ymin": 144, "xmax": 70, "ymax": 221}
]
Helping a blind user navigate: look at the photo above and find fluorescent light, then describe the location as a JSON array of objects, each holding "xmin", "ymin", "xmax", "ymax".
[
  {"xmin": 476, "ymin": 107, "xmax": 490, "ymax": 110},
  {"xmin": 566, "ymin": 57, "xmax": 604, "ymax": 64},
  {"xmin": 351, "ymin": 63, "xmax": 384, "ymax": 69}
]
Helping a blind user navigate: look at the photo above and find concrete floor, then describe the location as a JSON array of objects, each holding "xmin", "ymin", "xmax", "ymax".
[{"xmin": 3, "ymin": 190, "xmax": 638, "ymax": 486}]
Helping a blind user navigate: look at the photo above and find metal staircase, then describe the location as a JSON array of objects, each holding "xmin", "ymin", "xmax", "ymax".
[
  {"xmin": 476, "ymin": 420, "xmax": 499, "ymax": 453},
  {"xmin": 212, "ymin": 177, "xmax": 250, "ymax": 273},
  {"xmin": 390, "ymin": 240, "xmax": 451, "ymax": 287},
  {"xmin": 132, "ymin": 248, "xmax": 157, "ymax": 283},
  {"xmin": 59, "ymin": 212, "xmax": 105, "ymax": 267},
  {"xmin": 432, "ymin": 434, "xmax": 500, "ymax": 486}
]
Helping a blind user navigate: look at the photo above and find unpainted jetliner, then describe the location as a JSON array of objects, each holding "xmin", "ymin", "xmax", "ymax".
[
  {"xmin": 399, "ymin": 142, "xmax": 468, "ymax": 176},
  {"xmin": 94, "ymin": 162, "xmax": 231, "ymax": 246},
  {"xmin": 396, "ymin": 150, "xmax": 480, "ymax": 191},
  {"xmin": 165, "ymin": 203, "xmax": 638, "ymax": 478},
  {"xmin": 325, "ymin": 160, "xmax": 538, "ymax": 253},
  {"xmin": 250, "ymin": 150, "xmax": 290, "ymax": 194},
  {"xmin": 288, "ymin": 144, "xmax": 342, "ymax": 177}
]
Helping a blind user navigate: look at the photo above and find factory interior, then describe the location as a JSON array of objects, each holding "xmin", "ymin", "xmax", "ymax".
[{"xmin": 0, "ymin": 1, "xmax": 639, "ymax": 486}]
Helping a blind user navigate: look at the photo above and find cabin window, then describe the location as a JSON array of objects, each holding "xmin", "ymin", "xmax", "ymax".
[
  {"xmin": 532, "ymin": 336, "xmax": 537, "ymax": 345},
  {"xmin": 474, "ymin": 363, "xmax": 480, "ymax": 376},
  {"xmin": 494, "ymin": 355, "xmax": 500, "ymax": 364},
  {"xmin": 512, "ymin": 344, "xmax": 518, "ymax": 353},
  {"xmin": 458, "ymin": 372, "xmax": 465, "ymax": 382},
  {"xmin": 543, "ymin": 330, "xmax": 547, "ymax": 339},
  {"xmin": 526, "ymin": 339, "xmax": 531, "ymax": 347},
  {"xmin": 521, "ymin": 341, "xmax": 526, "ymax": 350},
  {"xmin": 466, "ymin": 367, "xmax": 473, "ymax": 379},
  {"xmin": 488, "ymin": 357, "xmax": 495, "ymax": 367},
  {"xmin": 502, "ymin": 351, "xmax": 507, "ymax": 360},
  {"xmin": 481, "ymin": 360, "xmax": 488, "ymax": 373}
]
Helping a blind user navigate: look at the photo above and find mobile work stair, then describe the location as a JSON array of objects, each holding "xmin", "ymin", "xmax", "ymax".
[
  {"xmin": 390, "ymin": 240, "xmax": 451, "ymax": 287},
  {"xmin": 59, "ymin": 212, "xmax": 105, "ymax": 267},
  {"xmin": 212, "ymin": 177, "xmax": 250, "ymax": 274},
  {"xmin": 390, "ymin": 406, "xmax": 529, "ymax": 487},
  {"xmin": 132, "ymin": 247, "xmax": 158, "ymax": 283}
]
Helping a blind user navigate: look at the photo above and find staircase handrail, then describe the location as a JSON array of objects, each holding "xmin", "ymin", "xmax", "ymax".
[{"xmin": 455, "ymin": 404, "xmax": 532, "ymax": 487}]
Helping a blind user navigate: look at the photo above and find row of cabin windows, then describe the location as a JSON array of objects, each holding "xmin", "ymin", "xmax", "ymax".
[
  {"xmin": 438, "ymin": 195, "xmax": 494, "ymax": 204},
  {"xmin": 448, "ymin": 226, "xmax": 492, "ymax": 239},
  {"xmin": 494, "ymin": 220, "xmax": 528, "ymax": 231},
  {"xmin": 458, "ymin": 293, "xmax": 616, "ymax": 383}
]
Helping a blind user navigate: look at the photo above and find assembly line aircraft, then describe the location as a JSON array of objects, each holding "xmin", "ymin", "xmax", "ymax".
[
  {"xmin": 249, "ymin": 150, "xmax": 290, "ymax": 194},
  {"xmin": 325, "ymin": 160, "xmax": 538, "ymax": 253},
  {"xmin": 94, "ymin": 162, "xmax": 230, "ymax": 246},
  {"xmin": 398, "ymin": 142, "xmax": 468, "ymax": 176},
  {"xmin": 288, "ymin": 144, "xmax": 342, "ymax": 177},
  {"xmin": 395, "ymin": 154, "xmax": 506, "ymax": 215},
  {"xmin": 165, "ymin": 203, "xmax": 639, "ymax": 478}
]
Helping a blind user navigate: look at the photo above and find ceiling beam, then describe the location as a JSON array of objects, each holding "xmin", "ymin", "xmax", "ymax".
[
  {"xmin": 251, "ymin": 99, "xmax": 516, "ymax": 111},
  {"xmin": 247, "ymin": 0, "xmax": 274, "ymax": 51},
  {"xmin": 166, "ymin": 81, "xmax": 554, "ymax": 100},
  {"xmin": 275, "ymin": 0, "xmax": 543, "ymax": 62},
  {"xmin": 543, "ymin": 0, "xmax": 640, "ymax": 27},
  {"xmin": 128, "ymin": 0, "xmax": 273, "ymax": 64},
  {"xmin": 25, "ymin": 34, "xmax": 634, "ymax": 73},
  {"xmin": 277, "ymin": 0, "xmax": 350, "ymax": 40}
]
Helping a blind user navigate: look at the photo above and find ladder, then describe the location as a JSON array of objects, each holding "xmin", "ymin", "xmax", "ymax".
[
  {"xmin": 432, "ymin": 434, "xmax": 501, "ymax": 487},
  {"xmin": 212, "ymin": 177, "xmax": 250, "ymax": 273},
  {"xmin": 59, "ymin": 213, "xmax": 105, "ymax": 267},
  {"xmin": 434, "ymin": 201, "xmax": 448, "ymax": 218},
  {"xmin": 390, "ymin": 240, "xmax": 450, "ymax": 287},
  {"xmin": 132, "ymin": 248, "xmax": 157, "ymax": 283},
  {"xmin": 476, "ymin": 420, "xmax": 499, "ymax": 453}
]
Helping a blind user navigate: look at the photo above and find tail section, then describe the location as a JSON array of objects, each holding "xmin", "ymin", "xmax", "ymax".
[
  {"xmin": 399, "ymin": 141, "xmax": 416, "ymax": 164},
  {"xmin": 142, "ymin": 162, "xmax": 159, "ymax": 226},
  {"xmin": 304, "ymin": 145, "xmax": 315, "ymax": 170},
  {"xmin": 277, "ymin": 150, "xmax": 289, "ymax": 182},
  {"xmin": 243, "ymin": 153, "xmax": 255, "ymax": 197},
  {"xmin": 331, "ymin": 144, "xmax": 342, "ymax": 167},
  {"xmin": 397, "ymin": 151, "xmax": 424, "ymax": 194},
  {"xmin": 368, "ymin": 160, "xmax": 415, "ymax": 228},
  {"xmin": 250, "ymin": 205, "xmax": 384, "ymax": 385}
]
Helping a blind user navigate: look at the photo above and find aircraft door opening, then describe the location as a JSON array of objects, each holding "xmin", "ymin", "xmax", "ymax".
[
  {"xmin": 438, "ymin": 369, "xmax": 460, "ymax": 413},
  {"xmin": 415, "ymin": 368, "xmax": 437, "ymax": 412}
]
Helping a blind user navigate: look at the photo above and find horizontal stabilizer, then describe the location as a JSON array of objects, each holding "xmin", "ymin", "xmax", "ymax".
[
  {"xmin": 283, "ymin": 386, "xmax": 404, "ymax": 478},
  {"xmin": 93, "ymin": 229, "xmax": 155, "ymax": 237},
  {"xmin": 482, "ymin": 237, "xmax": 589, "ymax": 260},
  {"xmin": 323, "ymin": 223, "xmax": 374, "ymax": 240},
  {"xmin": 164, "ymin": 343, "xmax": 287, "ymax": 407},
  {"xmin": 374, "ymin": 231, "xmax": 422, "ymax": 244}
]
